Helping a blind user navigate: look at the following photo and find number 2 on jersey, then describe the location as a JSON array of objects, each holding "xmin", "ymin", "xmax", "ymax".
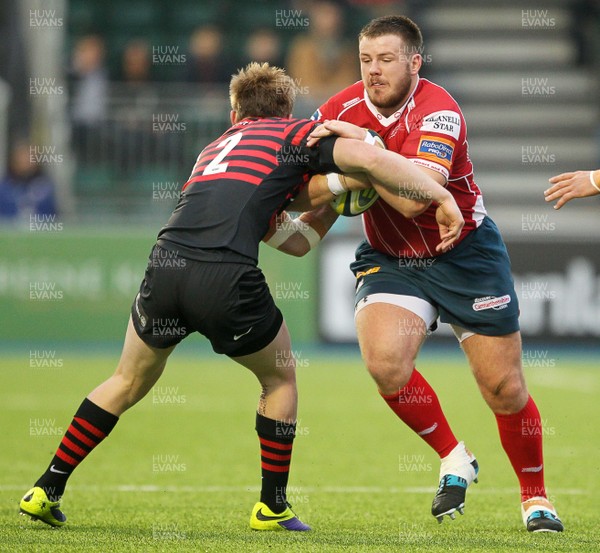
[{"xmin": 202, "ymin": 132, "xmax": 243, "ymax": 175}]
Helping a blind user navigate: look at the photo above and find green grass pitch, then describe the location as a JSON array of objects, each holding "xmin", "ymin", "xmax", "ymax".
[{"xmin": 1, "ymin": 346, "xmax": 598, "ymax": 552}]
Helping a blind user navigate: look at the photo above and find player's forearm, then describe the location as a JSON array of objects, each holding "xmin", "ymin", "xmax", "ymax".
[
  {"xmin": 263, "ymin": 205, "xmax": 337, "ymax": 257},
  {"xmin": 334, "ymin": 139, "xmax": 450, "ymax": 204},
  {"xmin": 297, "ymin": 203, "xmax": 339, "ymax": 240},
  {"xmin": 274, "ymin": 206, "xmax": 337, "ymax": 257},
  {"xmin": 292, "ymin": 172, "xmax": 373, "ymax": 211},
  {"xmin": 372, "ymin": 183, "xmax": 431, "ymax": 219},
  {"xmin": 290, "ymin": 174, "xmax": 334, "ymax": 211},
  {"xmin": 374, "ymin": 152, "xmax": 449, "ymax": 203}
]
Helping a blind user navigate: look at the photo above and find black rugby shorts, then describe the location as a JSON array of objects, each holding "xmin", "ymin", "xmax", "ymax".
[{"xmin": 131, "ymin": 245, "xmax": 283, "ymax": 356}]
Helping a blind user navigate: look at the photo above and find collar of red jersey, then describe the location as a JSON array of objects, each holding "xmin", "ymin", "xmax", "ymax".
[{"xmin": 363, "ymin": 75, "xmax": 420, "ymax": 127}]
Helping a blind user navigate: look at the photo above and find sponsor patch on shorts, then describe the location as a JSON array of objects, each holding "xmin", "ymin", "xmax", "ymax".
[
  {"xmin": 356, "ymin": 266, "xmax": 381, "ymax": 279},
  {"xmin": 134, "ymin": 293, "xmax": 148, "ymax": 327},
  {"xmin": 472, "ymin": 295, "xmax": 512, "ymax": 311},
  {"xmin": 417, "ymin": 135, "xmax": 455, "ymax": 170}
]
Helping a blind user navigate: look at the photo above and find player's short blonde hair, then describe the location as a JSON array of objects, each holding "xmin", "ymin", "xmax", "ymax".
[{"xmin": 229, "ymin": 62, "xmax": 297, "ymax": 121}]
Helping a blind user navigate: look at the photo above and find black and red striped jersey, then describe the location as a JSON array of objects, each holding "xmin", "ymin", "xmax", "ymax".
[{"xmin": 157, "ymin": 117, "xmax": 340, "ymax": 264}]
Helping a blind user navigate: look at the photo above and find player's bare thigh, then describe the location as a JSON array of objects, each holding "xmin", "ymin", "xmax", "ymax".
[
  {"xmin": 355, "ymin": 302, "xmax": 428, "ymax": 395},
  {"xmin": 88, "ymin": 316, "xmax": 175, "ymax": 415},
  {"xmin": 460, "ymin": 331, "xmax": 528, "ymax": 414}
]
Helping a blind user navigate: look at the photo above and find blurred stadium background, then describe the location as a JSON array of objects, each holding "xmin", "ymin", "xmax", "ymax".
[{"xmin": 1, "ymin": 0, "xmax": 599, "ymax": 350}]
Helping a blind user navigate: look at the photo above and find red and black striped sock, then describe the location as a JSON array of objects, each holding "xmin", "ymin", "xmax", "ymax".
[
  {"xmin": 256, "ymin": 412, "xmax": 295, "ymax": 514},
  {"xmin": 35, "ymin": 398, "xmax": 119, "ymax": 501}
]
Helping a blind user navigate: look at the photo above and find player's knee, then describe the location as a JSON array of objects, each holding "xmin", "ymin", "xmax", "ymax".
[
  {"xmin": 486, "ymin": 372, "xmax": 527, "ymax": 410},
  {"xmin": 363, "ymin": 349, "xmax": 414, "ymax": 390},
  {"xmin": 264, "ymin": 359, "xmax": 298, "ymax": 385},
  {"xmin": 275, "ymin": 364, "xmax": 297, "ymax": 384}
]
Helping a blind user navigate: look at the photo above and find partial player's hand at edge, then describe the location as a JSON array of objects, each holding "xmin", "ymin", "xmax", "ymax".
[
  {"xmin": 544, "ymin": 170, "xmax": 600, "ymax": 209},
  {"xmin": 434, "ymin": 199, "xmax": 464, "ymax": 253}
]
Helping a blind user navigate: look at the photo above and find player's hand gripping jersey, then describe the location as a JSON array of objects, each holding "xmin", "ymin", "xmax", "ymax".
[
  {"xmin": 157, "ymin": 117, "xmax": 339, "ymax": 264},
  {"xmin": 314, "ymin": 78, "xmax": 487, "ymax": 258}
]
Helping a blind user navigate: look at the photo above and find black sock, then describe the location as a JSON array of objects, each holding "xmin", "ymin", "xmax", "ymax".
[
  {"xmin": 256, "ymin": 412, "xmax": 295, "ymax": 513},
  {"xmin": 35, "ymin": 398, "xmax": 119, "ymax": 501}
]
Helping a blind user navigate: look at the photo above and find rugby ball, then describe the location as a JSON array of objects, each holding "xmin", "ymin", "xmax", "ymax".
[
  {"xmin": 329, "ymin": 129, "xmax": 384, "ymax": 217},
  {"xmin": 330, "ymin": 187, "xmax": 380, "ymax": 217}
]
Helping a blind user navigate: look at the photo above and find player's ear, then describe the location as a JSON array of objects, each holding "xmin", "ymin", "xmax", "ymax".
[
  {"xmin": 410, "ymin": 53, "xmax": 422, "ymax": 75},
  {"xmin": 230, "ymin": 110, "xmax": 238, "ymax": 124}
]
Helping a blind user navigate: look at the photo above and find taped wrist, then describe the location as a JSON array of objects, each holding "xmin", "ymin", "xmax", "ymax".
[
  {"xmin": 326, "ymin": 173, "xmax": 347, "ymax": 196},
  {"xmin": 265, "ymin": 213, "xmax": 321, "ymax": 250},
  {"xmin": 589, "ymin": 170, "xmax": 600, "ymax": 193}
]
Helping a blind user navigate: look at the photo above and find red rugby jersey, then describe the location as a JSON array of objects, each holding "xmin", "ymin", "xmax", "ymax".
[{"xmin": 314, "ymin": 77, "xmax": 487, "ymax": 258}]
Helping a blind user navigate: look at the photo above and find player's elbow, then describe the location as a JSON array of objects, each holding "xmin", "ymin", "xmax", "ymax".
[{"xmin": 401, "ymin": 201, "xmax": 431, "ymax": 219}]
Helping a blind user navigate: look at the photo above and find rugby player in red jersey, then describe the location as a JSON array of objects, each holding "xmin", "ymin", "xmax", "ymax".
[
  {"xmin": 19, "ymin": 62, "xmax": 463, "ymax": 531},
  {"xmin": 308, "ymin": 15, "xmax": 563, "ymax": 532}
]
